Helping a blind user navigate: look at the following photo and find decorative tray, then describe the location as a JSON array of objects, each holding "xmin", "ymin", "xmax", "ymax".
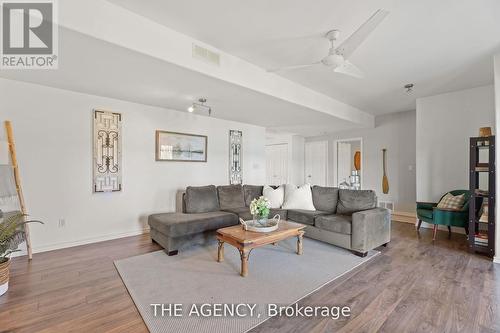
[{"xmin": 240, "ymin": 215, "xmax": 281, "ymax": 233}]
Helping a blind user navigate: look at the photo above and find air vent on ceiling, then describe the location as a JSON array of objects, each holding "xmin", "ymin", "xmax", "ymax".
[{"xmin": 192, "ymin": 43, "xmax": 220, "ymax": 66}]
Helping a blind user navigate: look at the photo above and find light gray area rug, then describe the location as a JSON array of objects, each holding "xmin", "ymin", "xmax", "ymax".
[{"xmin": 115, "ymin": 238, "xmax": 378, "ymax": 333}]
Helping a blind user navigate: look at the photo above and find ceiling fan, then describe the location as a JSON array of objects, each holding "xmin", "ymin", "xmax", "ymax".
[{"xmin": 267, "ymin": 9, "xmax": 389, "ymax": 78}]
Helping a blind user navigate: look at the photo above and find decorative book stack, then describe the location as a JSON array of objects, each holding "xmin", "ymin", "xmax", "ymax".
[{"xmin": 474, "ymin": 233, "xmax": 488, "ymax": 246}]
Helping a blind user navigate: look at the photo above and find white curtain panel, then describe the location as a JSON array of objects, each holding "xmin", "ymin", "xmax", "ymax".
[
  {"xmin": 0, "ymin": 140, "xmax": 19, "ymax": 212},
  {"xmin": 0, "ymin": 141, "xmax": 9, "ymax": 165},
  {"xmin": 0, "ymin": 165, "xmax": 19, "ymax": 212}
]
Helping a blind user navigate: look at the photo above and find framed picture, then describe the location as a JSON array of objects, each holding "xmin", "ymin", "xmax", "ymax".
[{"xmin": 156, "ymin": 130, "xmax": 207, "ymax": 162}]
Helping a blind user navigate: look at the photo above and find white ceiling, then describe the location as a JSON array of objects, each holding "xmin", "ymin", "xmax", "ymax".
[
  {"xmin": 0, "ymin": 29, "xmax": 361, "ymax": 136},
  {"xmin": 108, "ymin": 0, "xmax": 500, "ymax": 115}
]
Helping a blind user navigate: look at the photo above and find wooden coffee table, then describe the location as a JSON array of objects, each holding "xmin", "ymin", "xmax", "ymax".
[{"xmin": 216, "ymin": 221, "xmax": 305, "ymax": 277}]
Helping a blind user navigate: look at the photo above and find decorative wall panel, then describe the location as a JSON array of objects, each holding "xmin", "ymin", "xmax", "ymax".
[
  {"xmin": 229, "ymin": 130, "xmax": 242, "ymax": 185},
  {"xmin": 93, "ymin": 110, "xmax": 122, "ymax": 192}
]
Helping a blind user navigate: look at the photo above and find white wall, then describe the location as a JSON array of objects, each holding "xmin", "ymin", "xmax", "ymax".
[
  {"xmin": 0, "ymin": 78, "xmax": 266, "ymax": 253},
  {"xmin": 306, "ymin": 110, "xmax": 416, "ymax": 212},
  {"xmin": 416, "ymin": 85, "xmax": 495, "ymax": 203},
  {"xmin": 265, "ymin": 132, "xmax": 305, "ymax": 185},
  {"xmin": 291, "ymin": 135, "xmax": 305, "ymax": 184},
  {"xmin": 494, "ymin": 55, "xmax": 500, "ymax": 263}
]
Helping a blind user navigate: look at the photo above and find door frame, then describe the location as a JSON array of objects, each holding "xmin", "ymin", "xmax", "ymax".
[
  {"xmin": 304, "ymin": 140, "xmax": 329, "ymax": 186},
  {"xmin": 333, "ymin": 137, "xmax": 363, "ymax": 189}
]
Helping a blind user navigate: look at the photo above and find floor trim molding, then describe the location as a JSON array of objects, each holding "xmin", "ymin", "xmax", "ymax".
[
  {"xmin": 13, "ymin": 228, "xmax": 150, "ymax": 257},
  {"xmin": 392, "ymin": 211, "xmax": 416, "ymax": 224}
]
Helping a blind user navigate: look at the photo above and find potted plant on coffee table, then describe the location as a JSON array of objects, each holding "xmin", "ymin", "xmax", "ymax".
[
  {"xmin": 250, "ymin": 196, "xmax": 271, "ymax": 225},
  {"xmin": 0, "ymin": 210, "xmax": 43, "ymax": 296}
]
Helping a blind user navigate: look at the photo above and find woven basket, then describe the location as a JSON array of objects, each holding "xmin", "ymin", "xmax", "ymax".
[
  {"xmin": 0, "ymin": 259, "xmax": 10, "ymax": 286},
  {"xmin": 479, "ymin": 127, "xmax": 492, "ymax": 137}
]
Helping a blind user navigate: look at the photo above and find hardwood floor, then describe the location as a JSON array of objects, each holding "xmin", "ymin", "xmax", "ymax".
[{"xmin": 0, "ymin": 222, "xmax": 498, "ymax": 333}]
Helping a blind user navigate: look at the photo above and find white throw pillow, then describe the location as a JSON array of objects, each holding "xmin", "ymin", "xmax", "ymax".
[
  {"xmin": 263, "ymin": 185, "xmax": 284, "ymax": 209},
  {"xmin": 282, "ymin": 184, "xmax": 316, "ymax": 210}
]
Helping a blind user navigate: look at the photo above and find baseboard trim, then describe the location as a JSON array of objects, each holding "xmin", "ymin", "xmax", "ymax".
[
  {"xmin": 392, "ymin": 211, "xmax": 416, "ymax": 224},
  {"xmin": 12, "ymin": 228, "xmax": 150, "ymax": 258},
  {"xmin": 494, "ymin": 256, "xmax": 500, "ymax": 264}
]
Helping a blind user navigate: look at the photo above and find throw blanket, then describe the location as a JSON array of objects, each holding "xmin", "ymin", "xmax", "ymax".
[{"xmin": 0, "ymin": 165, "xmax": 19, "ymax": 211}]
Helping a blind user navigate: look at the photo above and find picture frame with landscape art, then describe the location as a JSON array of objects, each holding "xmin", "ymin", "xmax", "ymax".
[{"xmin": 156, "ymin": 130, "xmax": 207, "ymax": 162}]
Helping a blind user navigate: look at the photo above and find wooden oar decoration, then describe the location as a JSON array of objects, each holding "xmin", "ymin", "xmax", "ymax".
[{"xmin": 382, "ymin": 148, "xmax": 389, "ymax": 194}]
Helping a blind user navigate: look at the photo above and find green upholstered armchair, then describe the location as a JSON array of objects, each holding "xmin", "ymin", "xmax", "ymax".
[{"xmin": 416, "ymin": 190, "xmax": 470, "ymax": 240}]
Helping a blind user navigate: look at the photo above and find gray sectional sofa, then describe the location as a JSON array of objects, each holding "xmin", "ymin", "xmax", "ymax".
[{"xmin": 148, "ymin": 184, "xmax": 391, "ymax": 257}]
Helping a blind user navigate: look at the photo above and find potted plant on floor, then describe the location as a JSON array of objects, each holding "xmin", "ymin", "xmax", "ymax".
[{"xmin": 0, "ymin": 210, "xmax": 43, "ymax": 296}]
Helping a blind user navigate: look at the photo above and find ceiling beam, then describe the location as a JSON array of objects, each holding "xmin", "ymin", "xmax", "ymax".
[{"xmin": 58, "ymin": 0, "xmax": 374, "ymax": 128}]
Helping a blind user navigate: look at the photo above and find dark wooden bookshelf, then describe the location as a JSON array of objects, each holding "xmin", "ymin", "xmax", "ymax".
[{"xmin": 469, "ymin": 136, "xmax": 495, "ymax": 257}]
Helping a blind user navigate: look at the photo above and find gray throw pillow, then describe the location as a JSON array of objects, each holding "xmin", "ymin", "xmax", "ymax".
[
  {"xmin": 336, "ymin": 189, "xmax": 376, "ymax": 215},
  {"xmin": 185, "ymin": 185, "xmax": 220, "ymax": 213},
  {"xmin": 243, "ymin": 185, "xmax": 263, "ymax": 207},
  {"xmin": 312, "ymin": 186, "xmax": 339, "ymax": 213},
  {"xmin": 217, "ymin": 185, "xmax": 245, "ymax": 210}
]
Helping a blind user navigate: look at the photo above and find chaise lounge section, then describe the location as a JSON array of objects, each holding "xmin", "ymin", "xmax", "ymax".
[{"xmin": 148, "ymin": 184, "xmax": 390, "ymax": 257}]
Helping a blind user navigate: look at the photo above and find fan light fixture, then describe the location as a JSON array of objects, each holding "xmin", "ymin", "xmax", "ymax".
[
  {"xmin": 265, "ymin": 9, "xmax": 390, "ymax": 79},
  {"xmin": 187, "ymin": 98, "xmax": 212, "ymax": 115}
]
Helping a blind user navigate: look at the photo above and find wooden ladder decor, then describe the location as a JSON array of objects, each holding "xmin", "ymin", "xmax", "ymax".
[{"xmin": 4, "ymin": 121, "xmax": 33, "ymax": 260}]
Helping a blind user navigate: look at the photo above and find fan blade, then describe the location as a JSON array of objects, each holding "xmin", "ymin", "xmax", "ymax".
[
  {"xmin": 336, "ymin": 9, "xmax": 389, "ymax": 59},
  {"xmin": 267, "ymin": 62, "xmax": 321, "ymax": 73},
  {"xmin": 334, "ymin": 60, "xmax": 364, "ymax": 78}
]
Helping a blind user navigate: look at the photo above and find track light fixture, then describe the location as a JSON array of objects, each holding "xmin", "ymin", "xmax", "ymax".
[{"xmin": 187, "ymin": 98, "xmax": 212, "ymax": 116}]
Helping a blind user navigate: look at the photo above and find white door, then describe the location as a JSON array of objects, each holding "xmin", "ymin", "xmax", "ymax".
[
  {"xmin": 265, "ymin": 144, "xmax": 288, "ymax": 185},
  {"xmin": 305, "ymin": 141, "xmax": 328, "ymax": 186},
  {"xmin": 337, "ymin": 142, "xmax": 352, "ymax": 186}
]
